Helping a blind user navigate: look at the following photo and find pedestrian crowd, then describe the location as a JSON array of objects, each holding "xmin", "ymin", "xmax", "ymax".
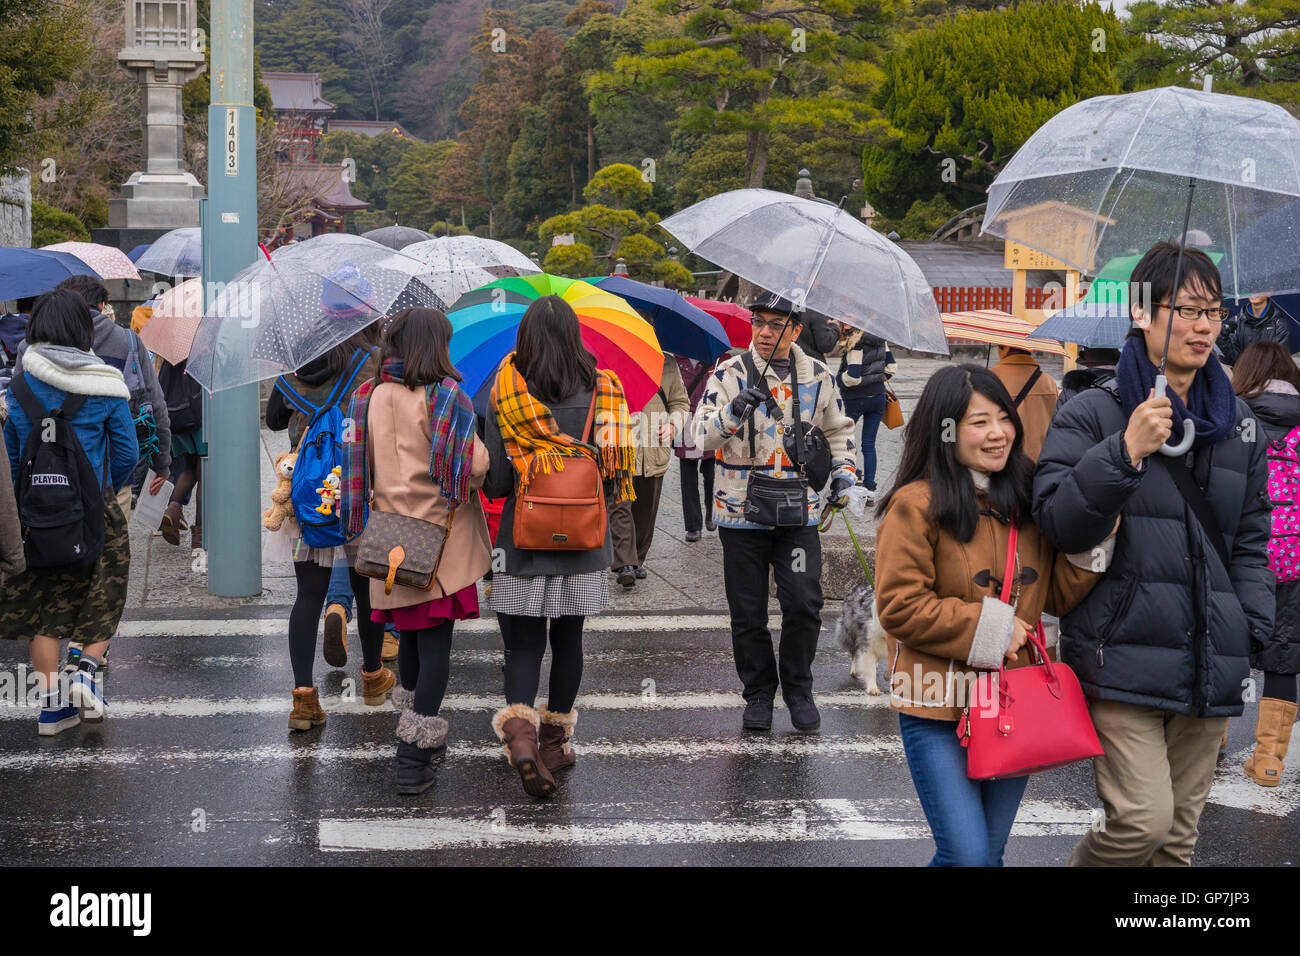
[{"xmin": 0, "ymin": 239, "xmax": 1295, "ymax": 868}]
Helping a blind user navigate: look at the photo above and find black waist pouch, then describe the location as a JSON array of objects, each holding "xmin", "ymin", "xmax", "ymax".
[{"xmin": 744, "ymin": 472, "xmax": 809, "ymax": 527}]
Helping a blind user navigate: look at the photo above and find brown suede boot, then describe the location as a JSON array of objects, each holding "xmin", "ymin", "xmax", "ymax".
[
  {"xmin": 288, "ymin": 687, "xmax": 326, "ymax": 731},
  {"xmin": 361, "ymin": 666, "xmax": 396, "ymax": 705},
  {"xmin": 1244, "ymin": 698, "xmax": 1297, "ymax": 787},
  {"xmin": 491, "ymin": 704, "xmax": 556, "ymax": 798},
  {"xmin": 539, "ymin": 707, "xmax": 577, "ymax": 772}
]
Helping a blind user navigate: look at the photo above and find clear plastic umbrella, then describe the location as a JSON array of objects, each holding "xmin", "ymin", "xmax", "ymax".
[
  {"xmin": 983, "ymin": 85, "xmax": 1300, "ymax": 299},
  {"xmin": 362, "ymin": 225, "xmax": 433, "ymax": 250},
  {"xmin": 658, "ymin": 189, "xmax": 947, "ymax": 354},
  {"xmin": 399, "ymin": 236, "xmax": 541, "ymax": 310},
  {"xmin": 186, "ymin": 233, "xmax": 442, "ymax": 392},
  {"xmin": 135, "ymin": 227, "xmax": 202, "ymax": 278}
]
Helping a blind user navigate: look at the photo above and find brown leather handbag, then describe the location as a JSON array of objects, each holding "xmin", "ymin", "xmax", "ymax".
[
  {"xmin": 512, "ymin": 392, "xmax": 607, "ymax": 551},
  {"xmin": 355, "ymin": 508, "xmax": 454, "ymax": 595}
]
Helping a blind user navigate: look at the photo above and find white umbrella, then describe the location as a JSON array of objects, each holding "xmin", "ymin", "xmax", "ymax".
[
  {"xmin": 399, "ymin": 236, "xmax": 541, "ymax": 310},
  {"xmin": 658, "ymin": 189, "xmax": 946, "ymax": 354}
]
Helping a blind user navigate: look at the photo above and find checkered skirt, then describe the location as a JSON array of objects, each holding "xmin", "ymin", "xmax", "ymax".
[{"xmin": 487, "ymin": 570, "xmax": 610, "ymax": 618}]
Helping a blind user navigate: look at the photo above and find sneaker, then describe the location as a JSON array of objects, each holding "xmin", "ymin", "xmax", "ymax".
[
  {"xmin": 381, "ymin": 631, "xmax": 400, "ymax": 662},
  {"xmin": 787, "ymin": 696, "xmax": 821, "ymax": 734},
  {"xmin": 742, "ymin": 697, "xmax": 773, "ymax": 732},
  {"xmin": 38, "ymin": 704, "xmax": 81, "ymax": 737},
  {"xmin": 705, "ymin": 514, "xmax": 717, "ymax": 532},
  {"xmin": 685, "ymin": 530, "xmax": 701, "ymax": 542},
  {"xmin": 633, "ymin": 565, "xmax": 648, "ymax": 580},
  {"xmin": 323, "ymin": 603, "xmax": 348, "ymax": 668},
  {"xmin": 617, "ymin": 566, "xmax": 636, "ymax": 589},
  {"xmin": 67, "ymin": 670, "xmax": 106, "ymax": 722}
]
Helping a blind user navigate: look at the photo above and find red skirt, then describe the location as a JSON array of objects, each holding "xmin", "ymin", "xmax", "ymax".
[{"xmin": 370, "ymin": 583, "xmax": 480, "ymax": 631}]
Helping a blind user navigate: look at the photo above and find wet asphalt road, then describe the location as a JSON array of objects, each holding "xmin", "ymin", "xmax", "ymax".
[{"xmin": 0, "ymin": 605, "xmax": 1295, "ymax": 867}]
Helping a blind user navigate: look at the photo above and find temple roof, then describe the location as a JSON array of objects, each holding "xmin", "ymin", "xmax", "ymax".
[
  {"xmin": 264, "ymin": 72, "xmax": 335, "ymax": 113},
  {"xmin": 281, "ymin": 164, "xmax": 371, "ymax": 212},
  {"xmin": 327, "ymin": 119, "xmax": 426, "ymax": 143}
]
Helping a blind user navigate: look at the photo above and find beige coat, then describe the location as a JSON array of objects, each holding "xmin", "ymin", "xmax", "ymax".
[
  {"xmin": 366, "ymin": 381, "xmax": 491, "ymax": 610},
  {"xmin": 991, "ymin": 352, "xmax": 1059, "ymax": 462},
  {"xmin": 634, "ymin": 357, "xmax": 690, "ymax": 477}
]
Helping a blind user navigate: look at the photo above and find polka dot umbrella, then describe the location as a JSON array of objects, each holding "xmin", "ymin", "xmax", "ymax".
[
  {"xmin": 446, "ymin": 273, "xmax": 664, "ymax": 413},
  {"xmin": 41, "ymin": 241, "xmax": 141, "ymax": 280}
]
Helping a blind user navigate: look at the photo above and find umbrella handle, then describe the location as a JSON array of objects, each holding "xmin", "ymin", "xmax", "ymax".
[{"xmin": 1154, "ymin": 373, "xmax": 1195, "ymax": 456}]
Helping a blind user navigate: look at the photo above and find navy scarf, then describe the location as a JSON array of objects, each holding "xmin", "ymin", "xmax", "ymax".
[{"xmin": 1116, "ymin": 335, "xmax": 1237, "ymax": 447}]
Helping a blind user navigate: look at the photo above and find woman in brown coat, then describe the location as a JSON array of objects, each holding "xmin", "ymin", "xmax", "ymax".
[
  {"xmin": 875, "ymin": 364, "xmax": 1112, "ymax": 866},
  {"xmin": 342, "ymin": 308, "xmax": 491, "ymax": 794}
]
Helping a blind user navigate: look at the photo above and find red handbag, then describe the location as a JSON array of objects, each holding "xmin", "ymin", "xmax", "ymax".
[{"xmin": 955, "ymin": 522, "xmax": 1104, "ymax": 780}]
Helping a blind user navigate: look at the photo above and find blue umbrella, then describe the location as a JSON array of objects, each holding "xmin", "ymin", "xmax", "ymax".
[
  {"xmin": 0, "ymin": 247, "xmax": 101, "ymax": 301},
  {"xmin": 585, "ymin": 275, "xmax": 730, "ymax": 363},
  {"xmin": 127, "ymin": 244, "xmax": 152, "ymax": 263},
  {"xmin": 1029, "ymin": 299, "xmax": 1132, "ymax": 350}
]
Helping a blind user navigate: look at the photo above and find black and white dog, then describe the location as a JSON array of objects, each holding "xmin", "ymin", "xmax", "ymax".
[{"xmin": 834, "ymin": 581, "xmax": 889, "ymax": 695}]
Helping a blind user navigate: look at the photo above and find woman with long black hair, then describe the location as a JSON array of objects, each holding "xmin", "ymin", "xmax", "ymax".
[
  {"xmin": 483, "ymin": 295, "xmax": 635, "ymax": 799},
  {"xmin": 874, "ymin": 364, "xmax": 1108, "ymax": 865}
]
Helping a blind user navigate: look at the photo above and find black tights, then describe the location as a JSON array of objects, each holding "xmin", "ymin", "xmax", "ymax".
[
  {"xmin": 498, "ymin": 614, "xmax": 584, "ymax": 713},
  {"xmin": 290, "ymin": 562, "xmax": 383, "ymax": 687},
  {"xmin": 398, "ymin": 622, "xmax": 454, "ymax": 716},
  {"xmin": 1263, "ymin": 671, "xmax": 1298, "ymax": 704}
]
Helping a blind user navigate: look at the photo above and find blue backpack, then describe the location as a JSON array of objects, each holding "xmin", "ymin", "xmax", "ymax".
[{"xmin": 274, "ymin": 350, "xmax": 367, "ymax": 548}]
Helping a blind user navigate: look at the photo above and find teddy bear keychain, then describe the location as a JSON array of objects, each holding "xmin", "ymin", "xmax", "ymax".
[{"xmin": 263, "ymin": 451, "xmax": 297, "ymax": 531}]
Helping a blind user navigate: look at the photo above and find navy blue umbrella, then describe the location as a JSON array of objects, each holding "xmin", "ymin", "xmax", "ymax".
[
  {"xmin": 127, "ymin": 244, "xmax": 152, "ymax": 263},
  {"xmin": 0, "ymin": 247, "xmax": 101, "ymax": 301},
  {"xmin": 585, "ymin": 275, "xmax": 730, "ymax": 363},
  {"xmin": 1029, "ymin": 299, "xmax": 1132, "ymax": 350}
]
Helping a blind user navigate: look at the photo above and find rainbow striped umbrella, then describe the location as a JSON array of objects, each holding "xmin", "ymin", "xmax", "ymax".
[{"xmin": 447, "ymin": 273, "xmax": 664, "ymax": 412}]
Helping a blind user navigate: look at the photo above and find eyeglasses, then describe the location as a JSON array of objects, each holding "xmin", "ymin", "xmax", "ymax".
[
  {"xmin": 1157, "ymin": 302, "xmax": 1230, "ymax": 324},
  {"xmin": 750, "ymin": 317, "xmax": 792, "ymax": 333}
]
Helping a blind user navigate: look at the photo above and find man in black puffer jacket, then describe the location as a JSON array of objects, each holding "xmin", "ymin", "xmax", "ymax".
[
  {"xmin": 1034, "ymin": 242, "xmax": 1278, "ymax": 867},
  {"xmin": 1216, "ymin": 295, "xmax": 1292, "ymax": 366}
]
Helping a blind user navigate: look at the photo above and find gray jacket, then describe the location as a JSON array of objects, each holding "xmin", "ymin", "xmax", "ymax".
[
  {"xmin": 483, "ymin": 387, "xmax": 615, "ymax": 577},
  {"xmin": 17, "ymin": 310, "xmax": 172, "ymax": 474}
]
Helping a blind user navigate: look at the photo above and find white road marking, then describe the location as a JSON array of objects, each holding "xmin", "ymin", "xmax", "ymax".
[
  {"xmin": 0, "ymin": 735, "xmax": 902, "ymax": 770},
  {"xmin": 316, "ymin": 797, "xmax": 1099, "ymax": 850},
  {"xmin": 0, "ymin": 690, "xmax": 892, "ymax": 719},
  {"xmin": 1205, "ymin": 746, "xmax": 1300, "ymax": 818},
  {"xmin": 115, "ymin": 613, "xmax": 753, "ymax": 638}
]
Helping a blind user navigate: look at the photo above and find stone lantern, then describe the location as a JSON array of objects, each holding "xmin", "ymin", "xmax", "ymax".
[{"xmin": 103, "ymin": 1, "xmax": 208, "ymax": 241}]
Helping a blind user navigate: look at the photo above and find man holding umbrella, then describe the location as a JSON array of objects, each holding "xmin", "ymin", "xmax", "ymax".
[
  {"xmin": 1034, "ymin": 241, "xmax": 1278, "ymax": 866},
  {"xmin": 694, "ymin": 291, "xmax": 857, "ymax": 734}
]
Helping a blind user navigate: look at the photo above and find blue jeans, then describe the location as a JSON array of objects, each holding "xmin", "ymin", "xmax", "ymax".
[
  {"xmin": 898, "ymin": 712, "xmax": 1030, "ymax": 866},
  {"xmin": 844, "ymin": 393, "xmax": 886, "ymax": 487},
  {"xmin": 326, "ymin": 561, "xmax": 396, "ymax": 634}
]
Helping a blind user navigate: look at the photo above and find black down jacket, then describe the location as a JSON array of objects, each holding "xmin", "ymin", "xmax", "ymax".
[
  {"xmin": 1243, "ymin": 387, "xmax": 1300, "ymax": 676},
  {"xmin": 1033, "ymin": 378, "xmax": 1277, "ymax": 717}
]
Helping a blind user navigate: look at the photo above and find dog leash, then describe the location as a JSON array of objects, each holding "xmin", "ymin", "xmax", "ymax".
[{"xmin": 819, "ymin": 502, "xmax": 875, "ymax": 589}]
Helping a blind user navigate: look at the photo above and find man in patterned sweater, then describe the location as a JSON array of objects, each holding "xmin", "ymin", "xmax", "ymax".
[{"xmin": 694, "ymin": 291, "xmax": 857, "ymax": 734}]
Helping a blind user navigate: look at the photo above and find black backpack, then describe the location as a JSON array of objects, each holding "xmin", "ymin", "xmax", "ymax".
[
  {"xmin": 159, "ymin": 359, "xmax": 201, "ymax": 433},
  {"xmin": 9, "ymin": 373, "xmax": 105, "ymax": 574}
]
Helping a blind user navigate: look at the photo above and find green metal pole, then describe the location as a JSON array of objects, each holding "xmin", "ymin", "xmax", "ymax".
[{"xmin": 202, "ymin": 0, "xmax": 260, "ymax": 596}]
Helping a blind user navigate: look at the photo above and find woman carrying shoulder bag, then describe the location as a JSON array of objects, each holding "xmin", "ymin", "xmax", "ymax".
[
  {"xmin": 483, "ymin": 295, "xmax": 636, "ymax": 799},
  {"xmin": 874, "ymin": 364, "xmax": 1111, "ymax": 866},
  {"xmin": 341, "ymin": 307, "xmax": 491, "ymax": 795}
]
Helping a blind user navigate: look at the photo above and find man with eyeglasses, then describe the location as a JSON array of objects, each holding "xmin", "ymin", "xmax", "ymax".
[
  {"xmin": 693, "ymin": 291, "xmax": 857, "ymax": 734},
  {"xmin": 1216, "ymin": 293, "xmax": 1293, "ymax": 366},
  {"xmin": 1033, "ymin": 240, "xmax": 1279, "ymax": 866}
]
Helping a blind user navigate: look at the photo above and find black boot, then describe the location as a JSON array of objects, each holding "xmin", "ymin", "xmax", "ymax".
[
  {"xmin": 742, "ymin": 696, "xmax": 773, "ymax": 732},
  {"xmin": 787, "ymin": 696, "xmax": 822, "ymax": 734},
  {"xmin": 394, "ymin": 711, "xmax": 448, "ymax": 795}
]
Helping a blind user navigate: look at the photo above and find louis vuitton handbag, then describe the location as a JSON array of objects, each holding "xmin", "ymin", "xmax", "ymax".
[{"xmin": 354, "ymin": 508, "xmax": 455, "ymax": 595}]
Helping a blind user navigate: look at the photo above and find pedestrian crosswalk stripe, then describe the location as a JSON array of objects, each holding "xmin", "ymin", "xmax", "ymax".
[
  {"xmin": 114, "ymin": 613, "xmax": 765, "ymax": 638},
  {"xmin": 316, "ymin": 797, "xmax": 1101, "ymax": 850},
  {"xmin": 0, "ymin": 735, "xmax": 904, "ymax": 770},
  {"xmin": 1206, "ymin": 747, "xmax": 1300, "ymax": 818},
  {"xmin": 0, "ymin": 690, "xmax": 890, "ymax": 719}
]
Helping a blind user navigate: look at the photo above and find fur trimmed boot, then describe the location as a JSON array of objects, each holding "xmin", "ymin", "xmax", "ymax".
[
  {"xmin": 1244, "ymin": 698, "xmax": 1297, "ymax": 788},
  {"xmin": 491, "ymin": 704, "xmax": 556, "ymax": 799},
  {"xmin": 539, "ymin": 707, "xmax": 578, "ymax": 772},
  {"xmin": 361, "ymin": 666, "xmax": 396, "ymax": 705},
  {"xmin": 390, "ymin": 686, "xmax": 414, "ymax": 712},
  {"xmin": 394, "ymin": 710, "xmax": 448, "ymax": 795},
  {"xmin": 288, "ymin": 687, "xmax": 326, "ymax": 731}
]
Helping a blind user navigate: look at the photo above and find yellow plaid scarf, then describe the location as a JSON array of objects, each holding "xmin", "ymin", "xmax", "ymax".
[{"xmin": 492, "ymin": 352, "xmax": 636, "ymax": 502}]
